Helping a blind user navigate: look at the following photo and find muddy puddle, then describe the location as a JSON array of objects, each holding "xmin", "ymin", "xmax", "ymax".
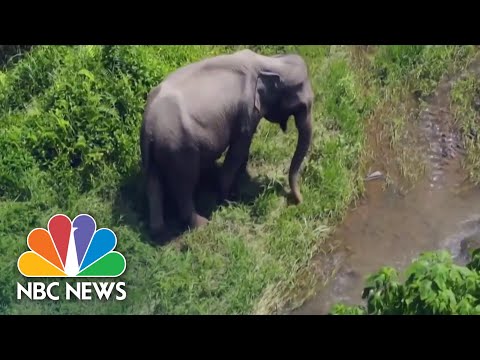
[{"xmin": 292, "ymin": 58, "xmax": 480, "ymax": 315}]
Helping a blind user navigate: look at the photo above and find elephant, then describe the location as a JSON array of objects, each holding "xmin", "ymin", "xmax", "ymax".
[{"xmin": 140, "ymin": 48, "xmax": 314, "ymax": 241}]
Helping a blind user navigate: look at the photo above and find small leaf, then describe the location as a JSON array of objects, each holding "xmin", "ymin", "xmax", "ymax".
[
  {"xmin": 419, "ymin": 280, "xmax": 433, "ymax": 301},
  {"xmin": 78, "ymin": 68, "xmax": 95, "ymax": 81},
  {"xmin": 75, "ymin": 134, "xmax": 87, "ymax": 149}
]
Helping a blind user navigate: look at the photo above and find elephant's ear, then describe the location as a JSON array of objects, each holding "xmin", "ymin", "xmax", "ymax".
[{"xmin": 254, "ymin": 71, "xmax": 284, "ymax": 114}]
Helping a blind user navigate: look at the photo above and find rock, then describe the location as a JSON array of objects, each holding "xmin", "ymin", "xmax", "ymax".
[
  {"xmin": 365, "ymin": 171, "xmax": 385, "ymax": 181},
  {"xmin": 460, "ymin": 233, "xmax": 480, "ymax": 260},
  {"xmin": 473, "ymin": 96, "xmax": 480, "ymax": 111},
  {"xmin": 469, "ymin": 128, "xmax": 478, "ymax": 141}
]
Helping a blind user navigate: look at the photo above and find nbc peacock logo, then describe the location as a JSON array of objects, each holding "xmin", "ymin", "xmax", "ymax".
[
  {"xmin": 16, "ymin": 214, "xmax": 127, "ymax": 302},
  {"xmin": 18, "ymin": 214, "xmax": 126, "ymax": 278}
]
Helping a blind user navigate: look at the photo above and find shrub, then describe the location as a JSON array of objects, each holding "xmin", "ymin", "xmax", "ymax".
[{"xmin": 331, "ymin": 250, "xmax": 480, "ymax": 315}]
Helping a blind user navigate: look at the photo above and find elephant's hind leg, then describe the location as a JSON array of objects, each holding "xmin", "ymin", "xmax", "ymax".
[{"xmin": 166, "ymin": 153, "xmax": 209, "ymax": 230}]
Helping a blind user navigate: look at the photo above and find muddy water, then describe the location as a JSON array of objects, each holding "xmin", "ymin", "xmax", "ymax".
[{"xmin": 293, "ymin": 61, "xmax": 480, "ymax": 315}]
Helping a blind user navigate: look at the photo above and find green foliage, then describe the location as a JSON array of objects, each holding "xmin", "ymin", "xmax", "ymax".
[
  {"xmin": 0, "ymin": 46, "xmax": 70, "ymax": 112},
  {"xmin": 0, "ymin": 46, "xmax": 217, "ymax": 202},
  {"xmin": 331, "ymin": 250, "xmax": 480, "ymax": 315}
]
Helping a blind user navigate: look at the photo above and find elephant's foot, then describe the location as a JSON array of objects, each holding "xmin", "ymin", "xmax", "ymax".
[
  {"xmin": 218, "ymin": 176, "xmax": 238, "ymax": 204},
  {"xmin": 189, "ymin": 213, "xmax": 209, "ymax": 229},
  {"xmin": 217, "ymin": 190, "xmax": 235, "ymax": 206},
  {"xmin": 221, "ymin": 190, "xmax": 240, "ymax": 203},
  {"xmin": 217, "ymin": 183, "xmax": 242, "ymax": 204},
  {"xmin": 230, "ymin": 174, "xmax": 248, "ymax": 201}
]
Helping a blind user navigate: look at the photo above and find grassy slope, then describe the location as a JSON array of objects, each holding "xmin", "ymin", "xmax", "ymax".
[
  {"xmin": 0, "ymin": 45, "xmax": 370, "ymax": 314},
  {"xmin": 0, "ymin": 45, "xmax": 478, "ymax": 314}
]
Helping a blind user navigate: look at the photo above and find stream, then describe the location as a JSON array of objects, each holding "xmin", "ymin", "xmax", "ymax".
[{"xmin": 292, "ymin": 57, "xmax": 480, "ymax": 315}]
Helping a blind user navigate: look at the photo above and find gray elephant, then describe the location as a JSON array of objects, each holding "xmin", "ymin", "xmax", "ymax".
[{"xmin": 140, "ymin": 48, "xmax": 314, "ymax": 241}]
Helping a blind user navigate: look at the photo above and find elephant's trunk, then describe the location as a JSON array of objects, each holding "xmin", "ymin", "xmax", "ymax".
[{"xmin": 289, "ymin": 107, "xmax": 312, "ymax": 204}]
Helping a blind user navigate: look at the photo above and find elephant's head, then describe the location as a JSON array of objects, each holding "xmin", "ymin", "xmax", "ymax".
[{"xmin": 253, "ymin": 54, "xmax": 314, "ymax": 205}]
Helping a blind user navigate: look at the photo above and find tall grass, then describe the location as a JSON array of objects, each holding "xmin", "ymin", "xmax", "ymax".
[
  {"xmin": 451, "ymin": 72, "xmax": 480, "ymax": 184},
  {"xmin": 349, "ymin": 45, "xmax": 479, "ymax": 188}
]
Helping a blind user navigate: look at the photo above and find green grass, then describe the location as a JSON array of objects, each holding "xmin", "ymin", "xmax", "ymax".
[
  {"xmin": 1, "ymin": 45, "xmax": 479, "ymax": 315},
  {"xmin": 451, "ymin": 72, "xmax": 480, "ymax": 185}
]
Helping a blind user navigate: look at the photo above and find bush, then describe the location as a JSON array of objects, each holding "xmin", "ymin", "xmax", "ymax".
[
  {"xmin": 331, "ymin": 249, "xmax": 480, "ymax": 315},
  {"xmin": 0, "ymin": 45, "xmax": 219, "ymax": 202}
]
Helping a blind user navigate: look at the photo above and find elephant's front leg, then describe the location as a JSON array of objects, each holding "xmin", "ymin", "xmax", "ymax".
[
  {"xmin": 218, "ymin": 136, "xmax": 252, "ymax": 203},
  {"xmin": 238, "ymin": 159, "xmax": 249, "ymax": 177}
]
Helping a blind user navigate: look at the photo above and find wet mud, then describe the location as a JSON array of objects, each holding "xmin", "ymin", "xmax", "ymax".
[{"xmin": 293, "ymin": 58, "xmax": 480, "ymax": 315}]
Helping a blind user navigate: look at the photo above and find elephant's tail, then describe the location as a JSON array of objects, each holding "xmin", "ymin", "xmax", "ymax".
[
  {"xmin": 140, "ymin": 122, "xmax": 152, "ymax": 174},
  {"xmin": 140, "ymin": 124, "xmax": 166, "ymax": 237}
]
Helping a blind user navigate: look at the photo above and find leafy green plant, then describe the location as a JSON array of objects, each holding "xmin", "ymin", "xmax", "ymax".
[{"xmin": 331, "ymin": 249, "xmax": 480, "ymax": 315}]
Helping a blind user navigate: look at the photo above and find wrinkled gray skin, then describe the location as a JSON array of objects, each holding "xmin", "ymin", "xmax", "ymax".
[{"xmin": 140, "ymin": 49, "xmax": 314, "ymax": 241}]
